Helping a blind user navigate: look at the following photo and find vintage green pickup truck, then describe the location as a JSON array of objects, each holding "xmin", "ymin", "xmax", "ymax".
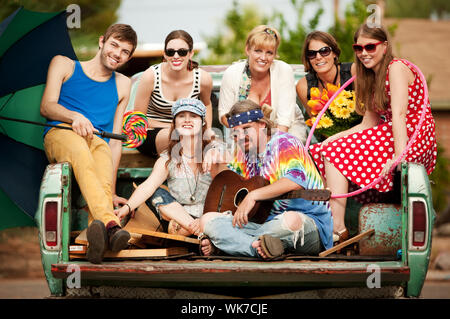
[{"xmin": 35, "ymin": 66, "xmax": 435, "ymax": 298}]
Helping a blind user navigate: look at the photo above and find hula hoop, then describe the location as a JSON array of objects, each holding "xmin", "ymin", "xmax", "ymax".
[{"xmin": 305, "ymin": 60, "xmax": 429, "ymax": 199}]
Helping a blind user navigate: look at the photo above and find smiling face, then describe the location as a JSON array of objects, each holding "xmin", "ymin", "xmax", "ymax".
[
  {"xmin": 307, "ymin": 39, "xmax": 337, "ymax": 75},
  {"xmin": 245, "ymin": 44, "xmax": 275, "ymax": 75},
  {"xmin": 174, "ymin": 111, "xmax": 203, "ymax": 136},
  {"xmin": 354, "ymin": 35, "xmax": 387, "ymax": 72},
  {"xmin": 98, "ymin": 36, "xmax": 133, "ymax": 71},
  {"xmin": 164, "ymin": 38, "xmax": 193, "ymax": 71}
]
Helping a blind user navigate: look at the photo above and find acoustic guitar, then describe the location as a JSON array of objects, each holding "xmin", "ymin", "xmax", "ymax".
[{"xmin": 203, "ymin": 170, "xmax": 331, "ymax": 224}]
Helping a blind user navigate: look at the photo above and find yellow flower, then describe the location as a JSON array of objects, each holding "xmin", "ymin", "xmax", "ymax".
[
  {"xmin": 334, "ymin": 94, "xmax": 347, "ymax": 107},
  {"xmin": 329, "ymin": 103, "xmax": 340, "ymax": 118},
  {"xmin": 319, "ymin": 115, "xmax": 333, "ymax": 128},
  {"xmin": 347, "ymin": 100, "xmax": 356, "ymax": 112},
  {"xmin": 337, "ymin": 107, "xmax": 351, "ymax": 119},
  {"xmin": 343, "ymin": 90, "xmax": 353, "ymax": 99}
]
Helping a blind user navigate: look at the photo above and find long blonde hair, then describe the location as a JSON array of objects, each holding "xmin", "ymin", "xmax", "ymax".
[{"xmin": 354, "ymin": 24, "xmax": 394, "ymax": 114}]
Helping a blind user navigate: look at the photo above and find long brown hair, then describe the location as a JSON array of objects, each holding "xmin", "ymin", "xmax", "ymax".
[
  {"xmin": 354, "ymin": 24, "xmax": 394, "ymax": 114},
  {"xmin": 302, "ymin": 31, "xmax": 341, "ymax": 73},
  {"xmin": 165, "ymin": 115, "xmax": 211, "ymax": 170},
  {"xmin": 164, "ymin": 30, "xmax": 199, "ymax": 70}
]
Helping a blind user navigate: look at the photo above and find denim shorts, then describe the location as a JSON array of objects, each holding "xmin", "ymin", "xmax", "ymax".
[{"xmin": 145, "ymin": 187, "xmax": 176, "ymax": 232}]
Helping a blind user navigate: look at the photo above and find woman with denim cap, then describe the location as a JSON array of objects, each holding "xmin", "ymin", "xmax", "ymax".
[
  {"xmin": 134, "ymin": 30, "xmax": 213, "ymax": 158},
  {"xmin": 115, "ymin": 98, "xmax": 226, "ymax": 236},
  {"xmin": 218, "ymin": 25, "xmax": 307, "ymax": 143}
]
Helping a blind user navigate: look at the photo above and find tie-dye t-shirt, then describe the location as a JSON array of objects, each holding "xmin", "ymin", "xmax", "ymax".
[{"xmin": 228, "ymin": 131, "xmax": 333, "ymax": 249}]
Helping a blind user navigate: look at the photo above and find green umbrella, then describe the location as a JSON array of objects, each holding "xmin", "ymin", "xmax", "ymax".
[{"xmin": 0, "ymin": 7, "xmax": 77, "ymax": 230}]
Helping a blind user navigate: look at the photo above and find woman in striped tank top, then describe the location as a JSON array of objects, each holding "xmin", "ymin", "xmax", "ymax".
[{"xmin": 134, "ymin": 30, "xmax": 213, "ymax": 157}]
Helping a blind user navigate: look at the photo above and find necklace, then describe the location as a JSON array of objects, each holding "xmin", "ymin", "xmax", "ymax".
[
  {"xmin": 181, "ymin": 157, "xmax": 199, "ymax": 202},
  {"xmin": 182, "ymin": 152, "xmax": 195, "ymax": 159},
  {"xmin": 318, "ymin": 63, "xmax": 339, "ymax": 91}
]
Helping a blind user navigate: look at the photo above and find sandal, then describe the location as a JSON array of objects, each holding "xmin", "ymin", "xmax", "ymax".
[
  {"xmin": 333, "ymin": 228, "xmax": 349, "ymax": 245},
  {"xmin": 258, "ymin": 235, "xmax": 284, "ymax": 260},
  {"xmin": 198, "ymin": 233, "xmax": 220, "ymax": 256}
]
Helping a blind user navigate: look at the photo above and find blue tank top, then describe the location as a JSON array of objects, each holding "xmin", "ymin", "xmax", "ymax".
[{"xmin": 44, "ymin": 60, "xmax": 119, "ymax": 142}]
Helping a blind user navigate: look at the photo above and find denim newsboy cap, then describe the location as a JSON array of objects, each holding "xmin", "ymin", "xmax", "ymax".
[{"xmin": 172, "ymin": 98, "xmax": 206, "ymax": 121}]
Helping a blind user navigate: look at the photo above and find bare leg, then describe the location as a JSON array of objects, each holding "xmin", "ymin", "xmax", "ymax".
[
  {"xmin": 324, "ymin": 157, "xmax": 348, "ymax": 233},
  {"xmin": 158, "ymin": 202, "xmax": 197, "ymax": 236},
  {"xmin": 199, "ymin": 213, "xmax": 222, "ymax": 256}
]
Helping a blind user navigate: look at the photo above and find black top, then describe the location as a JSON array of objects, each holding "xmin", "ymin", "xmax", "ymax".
[{"xmin": 305, "ymin": 62, "xmax": 354, "ymax": 100}]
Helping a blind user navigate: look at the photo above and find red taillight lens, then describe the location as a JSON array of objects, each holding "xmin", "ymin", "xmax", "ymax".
[
  {"xmin": 412, "ymin": 201, "xmax": 426, "ymax": 246},
  {"xmin": 45, "ymin": 201, "xmax": 58, "ymax": 247}
]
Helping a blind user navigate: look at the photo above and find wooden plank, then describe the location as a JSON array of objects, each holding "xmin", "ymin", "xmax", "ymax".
[
  {"xmin": 127, "ymin": 226, "xmax": 200, "ymax": 245},
  {"xmin": 123, "ymin": 200, "xmax": 163, "ymax": 233},
  {"xmin": 104, "ymin": 247, "xmax": 188, "ymax": 258},
  {"xmin": 75, "ymin": 229, "xmax": 88, "ymax": 245},
  {"xmin": 70, "ymin": 247, "xmax": 188, "ymax": 260},
  {"xmin": 69, "ymin": 245, "xmax": 87, "ymax": 254},
  {"xmin": 74, "ymin": 200, "xmax": 163, "ymax": 247},
  {"xmin": 319, "ymin": 229, "xmax": 375, "ymax": 257}
]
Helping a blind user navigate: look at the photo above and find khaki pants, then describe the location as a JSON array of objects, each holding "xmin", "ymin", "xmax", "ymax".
[{"xmin": 44, "ymin": 126, "xmax": 121, "ymax": 227}]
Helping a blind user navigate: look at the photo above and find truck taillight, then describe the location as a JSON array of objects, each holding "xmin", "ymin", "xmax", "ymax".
[
  {"xmin": 45, "ymin": 201, "xmax": 58, "ymax": 246},
  {"xmin": 408, "ymin": 198, "xmax": 428, "ymax": 251},
  {"xmin": 412, "ymin": 201, "xmax": 426, "ymax": 246},
  {"xmin": 42, "ymin": 198, "xmax": 61, "ymax": 250}
]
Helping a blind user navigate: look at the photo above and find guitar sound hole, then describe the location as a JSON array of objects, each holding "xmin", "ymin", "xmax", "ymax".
[{"xmin": 234, "ymin": 188, "xmax": 249, "ymax": 207}]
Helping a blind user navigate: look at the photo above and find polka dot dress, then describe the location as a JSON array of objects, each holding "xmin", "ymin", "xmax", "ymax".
[{"xmin": 310, "ymin": 59, "xmax": 437, "ymax": 197}]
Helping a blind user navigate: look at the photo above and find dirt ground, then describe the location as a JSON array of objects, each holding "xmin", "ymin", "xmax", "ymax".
[{"xmin": 0, "ymin": 226, "xmax": 449, "ymax": 299}]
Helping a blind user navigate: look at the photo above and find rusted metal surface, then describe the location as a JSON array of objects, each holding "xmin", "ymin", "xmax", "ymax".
[
  {"xmin": 359, "ymin": 204, "xmax": 402, "ymax": 256},
  {"xmin": 51, "ymin": 260, "xmax": 409, "ymax": 286}
]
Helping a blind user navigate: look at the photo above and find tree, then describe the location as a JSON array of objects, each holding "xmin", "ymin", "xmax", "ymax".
[
  {"xmin": 200, "ymin": 0, "xmax": 268, "ymax": 65},
  {"xmin": 0, "ymin": 0, "xmax": 122, "ymax": 58},
  {"xmin": 271, "ymin": 0, "xmax": 324, "ymax": 64}
]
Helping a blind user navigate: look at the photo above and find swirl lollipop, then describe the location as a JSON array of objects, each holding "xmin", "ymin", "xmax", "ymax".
[{"xmin": 121, "ymin": 111, "xmax": 148, "ymax": 148}]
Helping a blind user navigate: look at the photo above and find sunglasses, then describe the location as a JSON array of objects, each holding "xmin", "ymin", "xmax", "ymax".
[
  {"xmin": 165, "ymin": 48, "xmax": 190, "ymax": 57},
  {"xmin": 352, "ymin": 41, "xmax": 384, "ymax": 53},
  {"xmin": 306, "ymin": 46, "xmax": 332, "ymax": 60}
]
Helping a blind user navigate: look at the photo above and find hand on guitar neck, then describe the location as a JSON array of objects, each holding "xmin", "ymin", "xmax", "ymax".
[{"xmin": 203, "ymin": 170, "xmax": 331, "ymax": 226}]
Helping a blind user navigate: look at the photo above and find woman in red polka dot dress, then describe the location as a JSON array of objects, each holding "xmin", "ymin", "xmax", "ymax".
[{"xmin": 309, "ymin": 23, "xmax": 437, "ymax": 243}]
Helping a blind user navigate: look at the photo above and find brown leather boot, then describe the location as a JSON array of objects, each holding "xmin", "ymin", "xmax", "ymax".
[
  {"xmin": 86, "ymin": 220, "xmax": 108, "ymax": 264},
  {"xmin": 107, "ymin": 225, "xmax": 130, "ymax": 252}
]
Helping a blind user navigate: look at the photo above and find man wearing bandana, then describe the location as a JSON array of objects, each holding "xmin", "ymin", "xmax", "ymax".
[{"xmin": 199, "ymin": 99, "xmax": 333, "ymax": 259}]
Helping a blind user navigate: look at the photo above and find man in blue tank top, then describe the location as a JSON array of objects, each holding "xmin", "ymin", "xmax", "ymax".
[{"xmin": 40, "ymin": 24, "xmax": 137, "ymax": 264}]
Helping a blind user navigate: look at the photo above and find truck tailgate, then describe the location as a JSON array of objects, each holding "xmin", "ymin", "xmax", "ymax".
[{"xmin": 51, "ymin": 259, "xmax": 409, "ymax": 287}]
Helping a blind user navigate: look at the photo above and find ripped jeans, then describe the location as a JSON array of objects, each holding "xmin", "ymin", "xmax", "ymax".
[{"xmin": 203, "ymin": 211, "xmax": 324, "ymax": 257}]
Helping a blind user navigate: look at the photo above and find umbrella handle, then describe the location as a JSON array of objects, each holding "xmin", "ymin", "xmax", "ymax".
[
  {"xmin": 97, "ymin": 131, "xmax": 127, "ymax": 142},
  {"xmin": 0, "ymin": 115, "xmax": 127, "ymax": 141}
]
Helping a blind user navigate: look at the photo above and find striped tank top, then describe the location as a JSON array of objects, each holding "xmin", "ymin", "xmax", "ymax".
[{"xmin": 146, "ymin": 63, "xmax": 201, "ymax": 123}]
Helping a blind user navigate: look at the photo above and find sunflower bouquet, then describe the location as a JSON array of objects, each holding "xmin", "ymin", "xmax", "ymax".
[{"xmin": 305, "ymin": 83, "xmax": 362, "ymax": 140}]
